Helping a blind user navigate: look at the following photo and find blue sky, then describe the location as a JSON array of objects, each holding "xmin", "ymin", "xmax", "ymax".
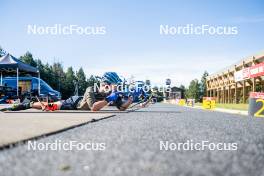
[{"xmin": 0, "ymin": 0, "xmax": 263, "ymax": 86}]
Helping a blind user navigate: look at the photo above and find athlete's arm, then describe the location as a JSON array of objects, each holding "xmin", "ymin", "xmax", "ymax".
[
  {"xmin": 91, "ymin": 92, "xmax": 122, "ymax": 111},
  {"xmin": 91, "ymin": 100, "xmax": 108, "ymax": 111},
  {"xmin": 119, "ymin": 97, "xmax": 133, "ymax": 111}
]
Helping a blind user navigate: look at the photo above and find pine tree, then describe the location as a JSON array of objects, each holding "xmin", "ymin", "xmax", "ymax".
[
  {"xmin": 20, "ymin": 52, "xmax": 37, "ymax": 67},
  {"xmin": 87, "ymin": 75, "xmax": 100, "ymax": 87},
  {"xmin": 200, "ymin": 71, "xmax": 209, "ymax": 99},
  {"xmin": 186, "ymin": 79, "xmax": 200, "ymax": 101},
  {"xmin": 76, "ymin": 68, "xmax": 87, "ymax": 95},
  {"xmin": 64, "ymin": 67, "xmax": 76, "ymax": 98}
]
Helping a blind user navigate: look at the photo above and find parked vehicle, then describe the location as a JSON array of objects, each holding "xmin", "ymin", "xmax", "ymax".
[{"xmin": 1, "ymin": 77, "xmax": 61, "ymax": 100}]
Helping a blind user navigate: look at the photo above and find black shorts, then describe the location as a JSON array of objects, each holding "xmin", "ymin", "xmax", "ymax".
[{"xmin": 61, "ymin": 96, "xmax": 83, "ymax": 110}]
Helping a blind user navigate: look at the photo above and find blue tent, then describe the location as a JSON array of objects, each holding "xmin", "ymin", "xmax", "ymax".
[{"xmin": 0, "ymin": 53, "xmax": 40, "ymax": 96}]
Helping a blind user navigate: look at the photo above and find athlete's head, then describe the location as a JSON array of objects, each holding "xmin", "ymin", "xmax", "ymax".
[
  {"xmin": 100, "ymin": 72, "xmax": 122, "ymax": 93},
  {"xmin": 101, "ymin": 72, "xmax": 122, "ymax": 85}
]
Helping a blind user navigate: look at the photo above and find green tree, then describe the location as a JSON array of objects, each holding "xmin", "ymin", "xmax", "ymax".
[
  {"xmin": 179, "ymin": 84, "xmax": 186, "ymax": 98},
  {"xmin": 20, "ymin": 52, "xmax": 37, "ymax": 67},
  {"xmin": 186, "ymin": 79, "xmax": 200, "ymax": 101},
  {"xmin": 63, "ymin": 67, "xmax": 76, "ymax": 98},
  {"xmin": 87, "ymin": 75, "xmax": 100, "ymax": 87},
  {"xmin": 76, "ymin": 67, "xmax": 87, "ymax": 95},
  {"xmin": 15, "ymin": 51, "xmax": 105, "ymax": 99},
  {"xmin": 36, "ymin": 60, "xmax": 48, "ymax": 83},
  {"xmin": 179, "ymin": 84, "xmax": 186, "ymax": 91},
  {"xmin": 200, "ymin": 71, "xmax": 209, "ymax": 99},
  {"xmin": 42, "ymin": 63, "xmax": 53, "ymax": 86},
  {"xmin": 52, "ymin": 63, "xmax": 65, "ymax": 92}
]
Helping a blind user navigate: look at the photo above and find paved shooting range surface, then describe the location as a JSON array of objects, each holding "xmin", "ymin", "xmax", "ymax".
[
  {"xmin": 0, "ymin": 103, "xmax": 264, "ymax": 176},
  {"xmin": 0, "ymin": 112, "xmax": 115, "ymax": 148}
]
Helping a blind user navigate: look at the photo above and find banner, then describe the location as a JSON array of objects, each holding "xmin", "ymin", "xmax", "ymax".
[
  {"xmin": 249, "ymin": 62, "xmax": 264, "ymax": 78},
  {"xmin": 234, "ymin": 62, "xmax": 264, "ymax": 82}
]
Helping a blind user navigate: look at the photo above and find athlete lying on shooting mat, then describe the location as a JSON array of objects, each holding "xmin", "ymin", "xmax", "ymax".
[{"xmin": 1, "ymin": 72, "xmax": 150, "ymax": 112}]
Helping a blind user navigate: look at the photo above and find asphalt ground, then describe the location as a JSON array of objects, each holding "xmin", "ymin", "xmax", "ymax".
[
  {"xmin": 0, "ymin": 103, "xmax": 264, "ymax": 176},
  {"xmin": 0, "ymin": 112, "xmax": 114, "ymax": 147}
]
